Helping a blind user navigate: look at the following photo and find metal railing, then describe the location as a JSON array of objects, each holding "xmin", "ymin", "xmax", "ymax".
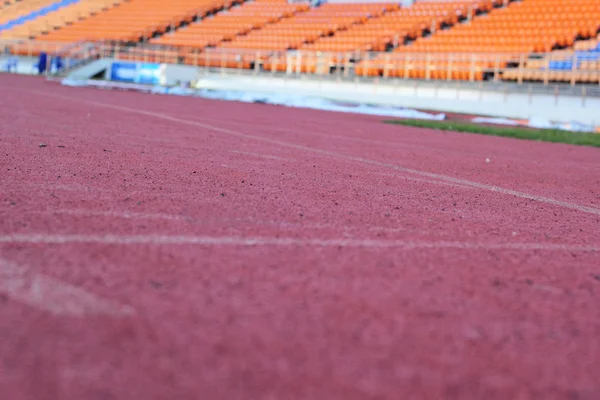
[
  {"xmin": 2, "ymin": 40, "xmax": 600, "ymax": 90},
  {"xmin": 107, "ymin": 44, "xmax": 600, "ymax": 86}
]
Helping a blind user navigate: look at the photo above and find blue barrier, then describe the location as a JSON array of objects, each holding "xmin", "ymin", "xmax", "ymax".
[
  {"xmin": 0, "ymin": 0, "xmax": 80, "ymax": 32},
  {"xmin": 110, "ymin": 62, "xmax": 163, "ymax": 85}
]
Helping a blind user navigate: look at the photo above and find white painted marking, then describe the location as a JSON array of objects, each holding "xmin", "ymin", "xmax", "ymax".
[
  {"xmin": 3, "ymin": 209, "xmax": 407, "ymax": 236},
  {"xmin": 230, "ymin": 150, "xmax": 295, "ymax": 162},
  {"xmin": 0, "ymin": 233, "xmax": 597, "ymax": 252},
  {"xmin": 374, "ymin": 172, "xmax": 474, "ymax": 190},
  {"xmin": 54, "ymin": 209, "xmax": 192, "ymax": 221},
  {"xmin": 0, "ymin": 258, "xmax": 135, "ymax": 317},
  {"xmin": 222, "ymin": 119, "xmax": 477, "ymax": 156},
  {"xmin": 33, "ymin": 91, "xmax": 600, "ymax": 216},
  {"xmin": 49, "ymin": 210, "xmax": 417, "ymax": 236}
]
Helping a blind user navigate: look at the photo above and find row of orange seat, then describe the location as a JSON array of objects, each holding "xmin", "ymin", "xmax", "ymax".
[
  {"xmin": 0, "ymin": 0, "xmax": 57, "ymax": 25},
  {"xmin": 352, "ymin": 0, "xmax": 600, "ymax": 81},
  {"xmin": 0, "ymin": 0, "xmax": 122, "ymax": 40},
  {"xmin": 0, "ymin": 0, "xmax": 19, "ymax": 9},
  {"xmin": 403, "ymin": 0, "xmax": 600, "ymax": 54},
  {"xmin": 37, "ymin": 0, "xmax": 240, "ymax": 43},
  {"xmin": 3, "ymin": 0, "xmax": 599, "ymax": 85},
  {"xmin": 221, "ymin": 2, "xmax": 395, "ymax": 52},
  {"xmin": 503, "ymin": 69, "xmax": 600, "ymax": 84},
  {"xmin": 152, "ymin": 0, "xmax": 308, "ymax": 49},
  {"xmin": 302, "ymin": 0, "xmax": 502, "ymax": 53}
]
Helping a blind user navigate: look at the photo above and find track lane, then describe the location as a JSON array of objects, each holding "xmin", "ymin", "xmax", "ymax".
[{"xmin": 1, "ymin": 75, "xmax": 599, "ymax": 399}]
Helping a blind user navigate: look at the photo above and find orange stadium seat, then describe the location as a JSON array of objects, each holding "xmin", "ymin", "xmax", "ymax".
[
  {"xmin": 503, "ymin": 33, "xmax": 600, "ymax": 84},
  {"xmin": 0, "ymin": 0, "xmax": 19, "ymax": 9},
  {"xmin": 347, "ymin": 0, "xmax": 498, "ymax": 78},
  {"xmin": 0, "ymin": 0, "xmax": 121, "ymax": 39},
  {"xmin": 7, "ymin": 0, "xmax": 597, "ymax": 84},
  {"xmin": 36, "ymin": 0, "xmax": 238, "ymax": 43},
  {"xmin": 304, "ymin": 0, "xmax": 494, "ymax": 54},
  {"xmin": 152, "ymin": 0, "xmax": 308, "ymax": 50},
  {"xmin": 223, "ymin": 2, "xmax": 396, "ymax": 53},
  {"xmin": 405, "ymin": 0, "xmax": 600, "ymax": 54},
  {"xmin": 356, "ymin": 0, "xmax": 600, "ymax": 81},
  {"xmin": 0, "ymin": 0, "xmax": 59, "ymax": 26}
]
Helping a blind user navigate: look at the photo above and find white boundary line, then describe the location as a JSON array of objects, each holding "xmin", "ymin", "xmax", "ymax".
[
  {"xmin": 230, "ymin": 149, "xmax": 295, "ymax": 162},
  {"xmin": 3, "ymin": 209, "xmax": 417, "ymax": 237},
  {"xmin": 31, "ymin": 90, "xmax": 600, "ymax": 216},
  {"xmin": 50, "ymin": 209, "xmax": 193, "ymax": 221},
  {"xmin": 0, "ymin": 233, "xmax": 598, "ymax": 252}
]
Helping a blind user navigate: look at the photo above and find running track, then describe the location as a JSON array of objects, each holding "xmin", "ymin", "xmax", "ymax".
[{"xmin": 1, "ymin": 74, "xmax": 599, "ymax": 399}]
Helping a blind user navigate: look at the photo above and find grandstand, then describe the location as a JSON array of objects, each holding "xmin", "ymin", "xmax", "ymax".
[
  {"xmin": 151, "ymin": 0, "xmax": 309, "ymax": 50},
  {"xmin": 0, "ymin": 0, "xmax": 599, "ymax": 84},
  {"xmin": 0, "ymin": 0, "xmax": 121, "ymax": 40},
  {"xmin": 503, "ymin": 34, "xmax": 600, "ymax": 84},
  {"xmin": 220, "ymin": 2, "xmax": 396, "ymax": 52},
  {"xmin": 35, "ymin": 0, "xmax": 241, "ymax": 42}
]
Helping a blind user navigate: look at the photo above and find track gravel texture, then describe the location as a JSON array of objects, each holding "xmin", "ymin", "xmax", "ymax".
[{"xmin": 1, "ymin": 74, "xmax": 600, "ymax": 400}]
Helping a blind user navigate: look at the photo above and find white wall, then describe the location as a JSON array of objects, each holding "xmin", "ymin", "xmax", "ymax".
[{"xmin": 195, "ymin": 73, "xmax": 600, "ymax": 126}]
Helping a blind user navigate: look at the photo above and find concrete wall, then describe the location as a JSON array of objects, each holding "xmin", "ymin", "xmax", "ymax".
[
  {"xmin": 195, "ymin": 73, "xmax": 600, "ymax": 125},
  {"xmin": 64, "ymin": 59, "xmax": 600, "ymax": 126},
  {"xmin": 163, "ymin": 64, "xmax": 198, "ymax": 86}
]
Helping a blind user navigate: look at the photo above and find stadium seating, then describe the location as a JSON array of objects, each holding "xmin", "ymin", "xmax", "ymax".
[
  {"xmin": 349, "ymin": 0, "xmax": 499, "ymax": 78},
  {"xmin": 303, "ymin": 1, "xmax": 488, "ymax": 54},
  {"xmin": 404, "ymin": 0, "xmax": 600, "ymax": 54},
  {"xmin": 1, "ymin": 0, "xmax": 19, "ymax": 9},
  {"xmin": 0, "ymin": 0, "xmax": 63, "ymax": 27},
  {"xmin": 502, "ymin": 35, "xmax": 600, "ymax": 83},
  {"xmin": 152, "ymin": 0, "xmax": 308, "ymax": 49},
  {"xmin": 0, "ymin": 0, "xmax": 121, "ymax": 39},
  {"xmin": 221, "ymin": 2, "xmax": 395, "ymax": 52},
  {"xmin": 205, "ymin": 1, "xmax": 495, "ymax": 74},
  {"xmin": 2, "ymin": 0, "xmax": 598, "ymax": 85},
  {"xmin": 355, "ymin": 0, "xmax": 600, "ymax": 81},
  {"xmin": 37, "ymin": 0, "xmax": 239, "ymax": 43}
]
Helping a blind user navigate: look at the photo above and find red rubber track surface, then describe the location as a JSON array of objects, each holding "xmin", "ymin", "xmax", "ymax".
[{"xmin": 1, "ymin": 75, "xmax": 599, "ymax": 399}]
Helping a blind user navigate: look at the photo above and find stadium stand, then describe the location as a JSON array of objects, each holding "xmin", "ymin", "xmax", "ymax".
[
  {"xmin": 1, "ymin": 0, "xmax": 19, "ymax": 9},
  {"xmin": 152, "ymin": 0, "xmax": 308, "ymax": 50},
  {"xmin": 502, "ymin": 34, "xmax": 600, "ymax": 84},
  {"xmin": 220, "ymin": 2, "xmax": 396, "ymax": 52},
  {"xmin": 0, "ymin": 0, "xmax": 63, "ymax": 27},
  {"xmin": 148, "ymin": 0, "xmax": 310, "ymax": 69},
  {"xmin": 355, "ymin": 0, "xmax": 600, "ymax": 81},
  {"xmin": 0, "ymin": 0, "xmax": 121, "ymax": 39},
  {"xmin": 404, "ymin": 0, "xmax": 600, "ymax": 54},
  {"xmin": 2, "ymin": 0, "xmax": 599, "ymax": 85},
  {"xmin": 37, "ymin": 0, "xmax": 240, "ymax": 43},
  {"xmin": 349, "ymin": 0, "xmax": 501, "ymax": 78},
  {"xmin": 302, "ymin": 1, "xmax": 483, "ymax": 54}
]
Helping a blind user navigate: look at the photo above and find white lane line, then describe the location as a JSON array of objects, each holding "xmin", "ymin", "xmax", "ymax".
[
  {"xmin": 52, "ymin": 210, "xmax": 418, "ymax": 236},
  {"xmin": 53, "ymin": 209, "xmax": 193, "ymax": 222},
  {"xmin": 0, "ymin": 233, "xmax": 598, "ymax": 252},
  {"xmin": 33, "ymin": 91, "xmax": 600, "ymax": 216},
  {"xmin": 0, "ymin": 258, "xmax": 135, "ymax": 317},
  {"xmin": 221, "ymin": 119, "xmax": 477, "ymax": 156},
  {"xmin": 230, "ymin": 150, "xmax": 295, "ymax": 162},
  {"xmin": 374, "ymin": 172, "xmax": 475, "ymax": 191},
  {"xmin": 0, "ymin": 209, "xmax": 408, "ymax": 235}
]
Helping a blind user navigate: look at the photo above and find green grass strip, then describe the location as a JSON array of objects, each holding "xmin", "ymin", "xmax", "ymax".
[{"xmin": 383, "ymin": 119, "xmax": 600, "ymax": 148}]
